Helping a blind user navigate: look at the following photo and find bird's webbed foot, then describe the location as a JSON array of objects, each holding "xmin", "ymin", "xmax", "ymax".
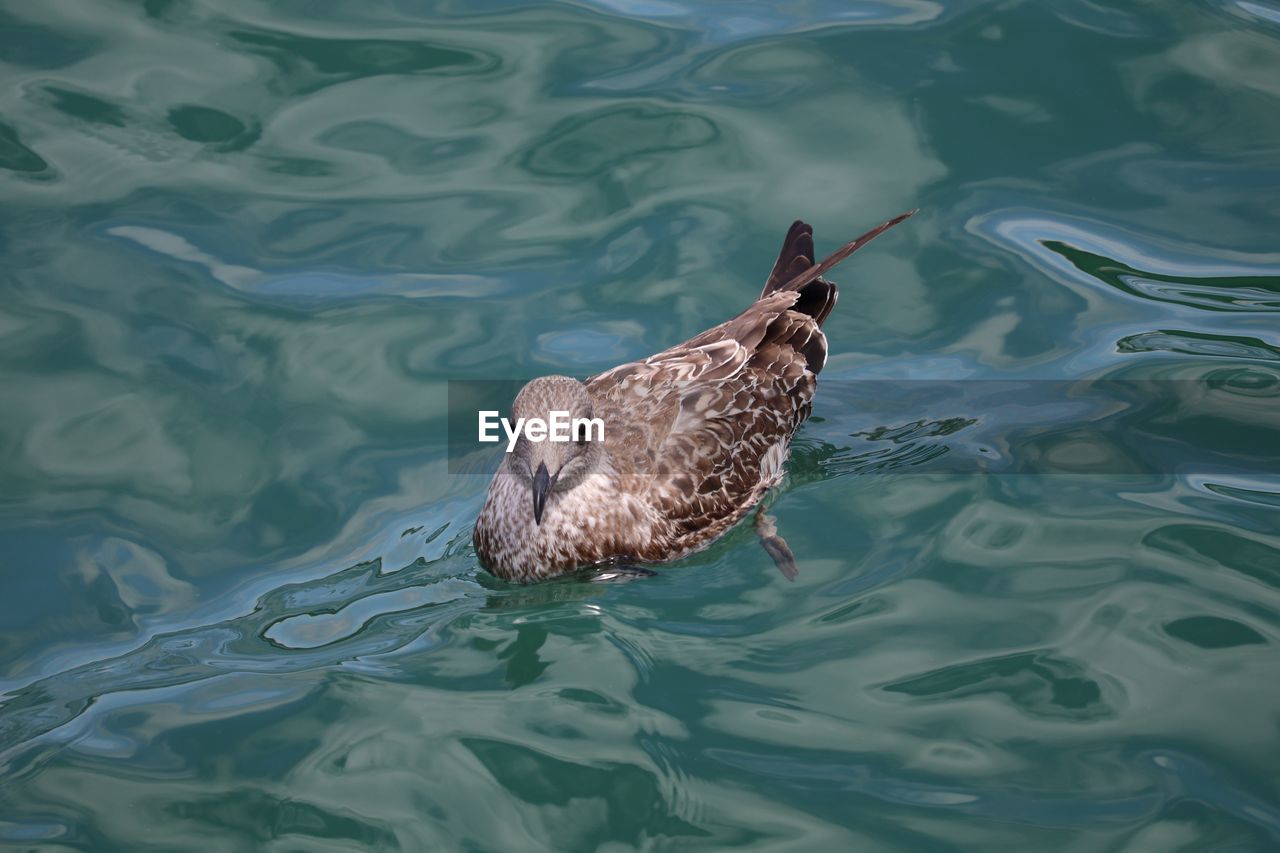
[{"xmin": 754, "ymin": 508, "xmax": 798, "ymax": 581}]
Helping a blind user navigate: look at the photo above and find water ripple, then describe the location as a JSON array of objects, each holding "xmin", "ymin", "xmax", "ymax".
[{"xmin": 3, "ymin": 0, "xmax": 1280, "ymax": 848}]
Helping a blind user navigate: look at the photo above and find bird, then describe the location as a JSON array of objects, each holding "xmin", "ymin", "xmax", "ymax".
[{"xmin": 473, "ymin": 211, "xmax": 917, "ymax": 582}]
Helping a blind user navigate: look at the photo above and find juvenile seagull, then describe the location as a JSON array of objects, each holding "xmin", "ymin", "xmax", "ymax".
[{"xmin": 474, "ymin": 212, "xmax": 916, "ymax": 582}]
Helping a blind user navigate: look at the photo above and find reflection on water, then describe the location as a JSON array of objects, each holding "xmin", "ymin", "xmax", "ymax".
[{"xmin": 2, "ymin": 0, "xmax": 1280, "ymax": 849}]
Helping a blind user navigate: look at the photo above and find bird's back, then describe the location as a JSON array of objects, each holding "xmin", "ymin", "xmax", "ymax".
[{"xmin": 585, "ymin": 220, "xmax": 849, "ymax": 555}]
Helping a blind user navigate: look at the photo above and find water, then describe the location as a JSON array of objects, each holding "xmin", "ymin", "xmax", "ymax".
[{"xmin": 2, "ymin": 1, "xmax": 1279, "ymax": 848}]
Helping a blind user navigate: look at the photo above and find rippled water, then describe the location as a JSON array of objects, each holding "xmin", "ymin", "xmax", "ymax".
[{"xmin": 3, "ymin": 1, "xmax": 1280, "ymax": 849}]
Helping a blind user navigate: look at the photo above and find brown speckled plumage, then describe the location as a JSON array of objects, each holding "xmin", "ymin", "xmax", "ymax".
[{"xmin": 474, "ymin": 212, "xmax": 915, "ymax": 582}]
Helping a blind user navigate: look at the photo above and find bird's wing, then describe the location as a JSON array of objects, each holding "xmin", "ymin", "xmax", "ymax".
[
  {"xmin": 587, "ymin": 289, "xmax": 820, "ymax": 533},
  {"xmin": 584, "ymin": 212, "xmax": 916, "ymax": 538}
]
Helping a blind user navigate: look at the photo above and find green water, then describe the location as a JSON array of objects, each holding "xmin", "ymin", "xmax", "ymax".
[{"xmin": 3, "ymin": 1, "xmax": 1280, "ymax": 849}]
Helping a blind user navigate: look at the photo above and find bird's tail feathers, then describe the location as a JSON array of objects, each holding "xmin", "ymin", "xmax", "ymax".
[{"xmin": 759, "ymin": 211, "xmax": 918, "ymax": 320}]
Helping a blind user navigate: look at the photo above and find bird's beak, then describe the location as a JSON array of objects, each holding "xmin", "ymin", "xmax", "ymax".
[{"xmin": 531, "ymin": 462, "xmax": 555, "ymax": 525}]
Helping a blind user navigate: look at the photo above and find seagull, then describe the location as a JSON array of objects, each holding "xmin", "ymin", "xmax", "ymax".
[{"xmin": 473, "ymin": 211, "xmax": 916, "ymax": 582}]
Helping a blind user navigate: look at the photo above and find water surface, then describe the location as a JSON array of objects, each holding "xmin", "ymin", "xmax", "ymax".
[{"xmin": 2, "ymin": 1, "xmax": 1280, "ymax": 849}]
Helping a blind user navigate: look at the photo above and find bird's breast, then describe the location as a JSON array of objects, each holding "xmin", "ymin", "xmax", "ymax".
[{"xmin": 475, "ymin": 470, "xmax": 660, "ymax": 581}]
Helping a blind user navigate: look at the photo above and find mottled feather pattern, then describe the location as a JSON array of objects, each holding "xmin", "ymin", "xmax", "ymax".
[{"xmin": 474, "ymin": 213, "xmax": 915, "ymax": 581}]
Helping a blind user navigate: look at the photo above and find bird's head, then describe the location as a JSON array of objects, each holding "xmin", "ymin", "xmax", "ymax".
[{"xmin": 505, "ymin": 375, "xmax": 606, "ymax": 524}]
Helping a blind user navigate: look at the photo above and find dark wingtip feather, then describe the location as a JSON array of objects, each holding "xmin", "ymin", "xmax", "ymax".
[
  {"xmin": 791, "ymin": 277, "xmax": 837, "ymax": 329},
  {"xmin": 762, "ymin": 221, "xmax": 816, "ymax": 297}
]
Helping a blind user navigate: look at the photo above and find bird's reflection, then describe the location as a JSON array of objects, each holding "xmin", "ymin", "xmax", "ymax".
[{"xmin": 496, "ymin": 622, "xmax": 549, "ymax": 687}]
